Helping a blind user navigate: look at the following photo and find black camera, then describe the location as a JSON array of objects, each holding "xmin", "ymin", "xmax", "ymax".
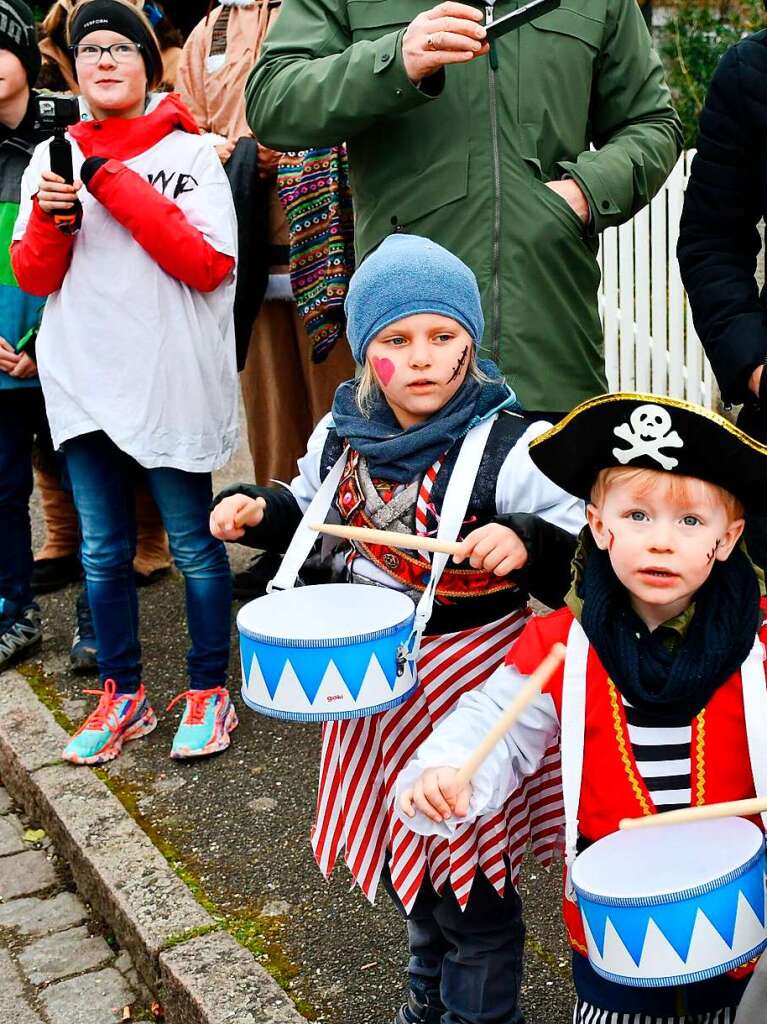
[
  {"xmin": 33, "ymin": 94, "xmax": 81, "ymax": 135},
  {"xmin": 33, "ymin": 95, "xmax": 83, "ymax": 234}
]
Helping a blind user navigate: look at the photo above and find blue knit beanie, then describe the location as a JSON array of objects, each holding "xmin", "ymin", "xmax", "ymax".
[{"xmin": 345, "ymin": 234, "xmax": 485, "ymax": 365}]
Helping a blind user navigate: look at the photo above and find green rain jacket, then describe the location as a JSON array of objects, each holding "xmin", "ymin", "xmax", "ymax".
[{"xmin": 246, "ymin": 0, "xmax": 682, "ymax": 413}]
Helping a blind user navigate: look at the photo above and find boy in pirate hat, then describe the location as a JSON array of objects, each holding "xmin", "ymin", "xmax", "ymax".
[{"xmin": 398, "ymin": 393, "xmax": 767, "ymax": 1023}]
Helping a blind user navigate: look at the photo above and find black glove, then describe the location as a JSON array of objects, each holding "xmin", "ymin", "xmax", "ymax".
[{"xmin": 79, "ymin": 156, "xmax": 108, "ymax": 189}]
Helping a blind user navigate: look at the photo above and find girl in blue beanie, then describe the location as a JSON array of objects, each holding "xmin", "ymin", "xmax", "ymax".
[{"xmin": 211, "ymin": 234, "xmax": 583, "ymax": 1024}]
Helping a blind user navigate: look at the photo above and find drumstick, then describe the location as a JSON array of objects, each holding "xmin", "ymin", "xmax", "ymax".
[
  {"xmin": 452, "ymin": 643, "xmax": 567, "ymax": 791},
  {"xmin": 619, "ymin": 796, "xmax": 767, "ymax": 831},
  {"xmin": 310, "ymin": 522, "xmax": 462, "ymax": 556}
]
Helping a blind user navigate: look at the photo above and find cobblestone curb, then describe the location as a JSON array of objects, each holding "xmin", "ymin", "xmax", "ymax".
[
  {"xmin": 0, "ymin": 790, "xmax": 152, "ymax": 1024},
  {"xmin": 0, "ymin": 670, "xmax": 306, "ymax": 1024}
]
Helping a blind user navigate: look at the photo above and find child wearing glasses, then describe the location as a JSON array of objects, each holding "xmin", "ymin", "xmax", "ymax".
[{"xmin": 11, "ymin": 0, "xmax": 239, "ymax": 765}]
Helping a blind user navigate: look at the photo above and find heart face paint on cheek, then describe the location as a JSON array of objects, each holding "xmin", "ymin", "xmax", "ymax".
[{"xmin": 372, "ymin": 356, "xmax": 395, "ymax": 387}]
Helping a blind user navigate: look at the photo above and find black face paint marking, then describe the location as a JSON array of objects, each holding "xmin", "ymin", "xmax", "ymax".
[
  {"xmin": 447, "ymin": 345, "xmax": 469, "ymax": 384},
  {"xmin": 706, "ymin": 538, "xmax": 721, "ymax": 565}
]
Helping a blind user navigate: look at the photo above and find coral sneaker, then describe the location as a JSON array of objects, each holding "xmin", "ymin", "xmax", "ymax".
[
  {"xmin": 63, "ymin": 680, "xmax": 157, "ymax": 765},
  {"xmin": 167, "ymin": 687, "xmax": 238, "ymax": 760}
]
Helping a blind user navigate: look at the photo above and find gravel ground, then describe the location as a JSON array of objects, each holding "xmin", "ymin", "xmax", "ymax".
[{"xmin": 26, "ymin": 435, "xmax": 576, "ymax": 1024}]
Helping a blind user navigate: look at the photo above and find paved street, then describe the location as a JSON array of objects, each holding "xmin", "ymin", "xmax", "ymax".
[
  {"xmin": 22, "ymin": 430, "xmax": 575, "ymax": 1024},
  {"xmin": 0, "ymin": 784, "xmax": 151, "ymax": 1024}
]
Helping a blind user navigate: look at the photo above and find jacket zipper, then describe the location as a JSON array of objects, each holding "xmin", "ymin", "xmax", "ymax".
[
  {"xmin": 3, "ymin": 137, "xmax": 35, "ymax": 157},
  {"xmin": 485, "ymin": 3, "xmax": 502, "ymax": 363}
]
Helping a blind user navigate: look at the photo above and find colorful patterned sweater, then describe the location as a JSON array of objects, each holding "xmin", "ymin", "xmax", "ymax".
[{"xmin": 276, "ymin": 146, "xmax": 354, "ymax": 363}]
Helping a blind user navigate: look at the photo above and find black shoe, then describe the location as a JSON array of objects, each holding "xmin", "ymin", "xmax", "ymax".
[
  {"xmin": 31, "ymin": 555, "xmax": 82, "ymax": 595},
  {"xmin": 395, "ymin": 990, "xmax": 443, "ymax": 1024},
  {"xmin": 70, "ymin": 589, "xmax": 97, "ymax": 675},
  {"xmin": 232, "ymin": 552, "xmax": 283, "ymax": 599},
  {"xmin": 134, "ymin": 566, "xmax": 171, "ymax": 588},
  {"xmin": 0, "ymin": 608, "xmax": 43, "ymax": 671}
]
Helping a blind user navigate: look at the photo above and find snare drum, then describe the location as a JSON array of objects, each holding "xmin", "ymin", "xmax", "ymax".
[
  {"xmin": 571, "ymin": 817, "xmax": 767, "ymax": 987},
  {"xmin": 238, "ymin": 583, "xmax": 417, "ymax": 721}
]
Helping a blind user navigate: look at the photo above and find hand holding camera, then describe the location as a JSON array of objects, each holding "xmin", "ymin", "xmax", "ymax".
[
  {"xmin": 402, "ymin": 2, "xmax": 488, "ymax": 84},
  {"xmin": 33, "ymin": 95, "xmax": 83, "ymax": 234},
  {"xmin": 36, "ymin": 170, "xmax": 82, "ymax": 216},
  {"xmin": 401, "ymin": 0, "xmax": 561, "ymax": 84}
]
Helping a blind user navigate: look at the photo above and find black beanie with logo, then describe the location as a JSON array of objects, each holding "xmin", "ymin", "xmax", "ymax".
[{"xmin": 0, "ymin": 0, "xmax": 41, "ymax": 86}]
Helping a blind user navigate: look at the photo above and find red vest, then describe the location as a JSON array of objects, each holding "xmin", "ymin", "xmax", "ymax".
[{"xmin": 507, "ymin": 603, "xmax": 767, "ymax": 960}]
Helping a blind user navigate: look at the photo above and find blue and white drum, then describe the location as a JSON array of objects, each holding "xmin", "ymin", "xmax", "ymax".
[
  {"xmin": 571, "ymin": 818, "xmax": 767, "ymax": 987},
  {"xmin": 238, "ymin": 583, "xmax": 417, "ymax": 721}
]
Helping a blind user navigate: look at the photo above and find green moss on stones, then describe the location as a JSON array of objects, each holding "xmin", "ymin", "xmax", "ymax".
[
  {"xmin": 160, "ymin": 923, "xmax": 219, "ymax": 951},
  {"xmin": 19, "ymin": 664, "xmax": 74, "ymax": 733},
  {"xmin": 525, "ymin": 934, "xmax": 570, "ymax": 978},
  {"xmin": 94, "ymin": 771, "xmax": 319, "ymax": 1019}
]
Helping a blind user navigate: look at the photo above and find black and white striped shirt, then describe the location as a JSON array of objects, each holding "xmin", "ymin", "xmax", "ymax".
[
  {"xmin": 574, "ymin": 999, "xmax": 736, "ymax": 1024},
  {"xmin": 577, "ymin": 678, "xmax": 734, "ymax": 1021},
  {"xmin": 622, "ymin": 697, "xmax": 692, "ymax": 811}
]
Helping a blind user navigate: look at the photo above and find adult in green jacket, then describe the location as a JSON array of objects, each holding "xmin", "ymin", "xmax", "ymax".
[{"xmin": 247, "ymin": 0, "xmax": 681, "ymax": 415}]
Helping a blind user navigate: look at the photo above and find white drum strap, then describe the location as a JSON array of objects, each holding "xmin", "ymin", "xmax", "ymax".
[
  {"xmin": 740, "ymin": 632, "xmax": 767, "ymax": 830},
  {"xmin": 267, "ymin": 415, "xmax": 496, "ymax": 610},
  {"xmin": 560, "ymin": 619, "xmax": 589, "ymax": 899},
  {"xmin": 267, "ymin": 451, "xmax": 348, "ymax": 592},
  {"xmin": 404, "ymin": 415, "xmax": 497, "ymax": 664}
]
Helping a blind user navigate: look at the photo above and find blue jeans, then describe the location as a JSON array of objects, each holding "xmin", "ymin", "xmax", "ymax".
[
  {"xmin": 383, "ymin": 864, "xmax": 526, "ymax": 1024},
  {"xmin": 0, "ymin": 389, "xmax": 48, "ymax": 625},
  {"xmin": 62, "ymin": 431, "xmax": 231, "ymax": 693}
]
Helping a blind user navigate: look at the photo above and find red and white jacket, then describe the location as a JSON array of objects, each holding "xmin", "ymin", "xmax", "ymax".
[{"xmin": 11, "ymin": 92, "xmax": 239, "ymax": 473}]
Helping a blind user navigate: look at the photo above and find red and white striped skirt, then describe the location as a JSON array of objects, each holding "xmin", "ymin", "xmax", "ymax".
[{"xmin": 311, "ymin": 608, "xmax": 565, "ymax": 913}]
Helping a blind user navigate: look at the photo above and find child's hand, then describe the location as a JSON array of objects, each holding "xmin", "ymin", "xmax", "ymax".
[
  {"xmin": 0, "ymin": 337, "xmax": 20, "ymax": 373},
  {"xmin": 209, "ymin": 494, "xmax": 266, "ymax": 541},
  {"xmin": 399, "ymin": 767, "xmax": 472, "ymax": 823},
  {"xmin": 452, "ymin": 523, "xmax": 528, "ymax": 576},
  {"xmin": 9, "ymin": 353, "xmax": 37, "ymax": 379},
  {"xmin": 37, "ymin": 171, "xmax": 82, "ymax": 215}
]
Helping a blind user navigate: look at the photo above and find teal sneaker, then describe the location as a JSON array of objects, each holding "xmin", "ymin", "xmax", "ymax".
[
  {"xmin": 63, "ymin": 680, "xmax": 156, "ymax": 765},
  {"xmin": 167, "ymin": 687, "xmax": 238, "ymax": 760}
]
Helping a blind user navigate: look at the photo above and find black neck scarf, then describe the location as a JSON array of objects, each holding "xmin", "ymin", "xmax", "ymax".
[
  {"xmin": 330, "ymin": 359, "xmax": 517, "ymax": 483},
  {"xmin": 580, "ymin": 545, "xmax": 761, "ymax": 719}
]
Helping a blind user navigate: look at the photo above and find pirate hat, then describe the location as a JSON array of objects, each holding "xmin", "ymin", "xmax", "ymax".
[{"xmin": 529, "ymin": 393, "xmax": 767, "ymax": 511}]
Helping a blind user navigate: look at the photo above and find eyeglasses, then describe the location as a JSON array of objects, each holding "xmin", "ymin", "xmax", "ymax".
[{"xmin": 72, "ymin": 42, "xmax": 143, "ymax": 65}]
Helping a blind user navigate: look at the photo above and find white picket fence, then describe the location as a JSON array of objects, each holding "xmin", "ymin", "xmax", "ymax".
[{"xmin": 597, "ymin": 149, "xmax": 718, "ymax": 409}]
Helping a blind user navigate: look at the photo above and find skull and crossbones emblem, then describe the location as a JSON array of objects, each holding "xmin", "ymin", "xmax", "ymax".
[{"xmin": 612, "ymin": 404, "xmax": 684, "ymax": 470}]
